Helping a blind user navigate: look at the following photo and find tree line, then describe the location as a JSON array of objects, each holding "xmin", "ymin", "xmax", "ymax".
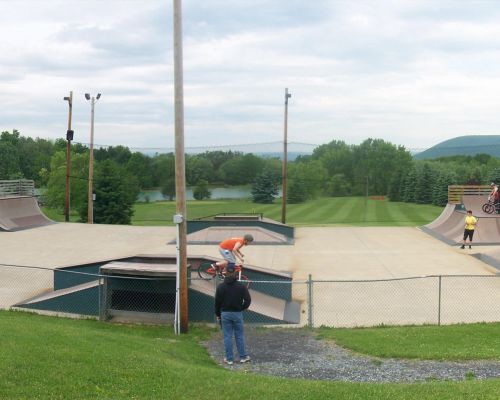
[{"xmin": 3, "ymin": 129, "xmax": 500, "ymax": 224}]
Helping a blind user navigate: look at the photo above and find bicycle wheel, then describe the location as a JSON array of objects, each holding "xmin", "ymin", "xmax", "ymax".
[
  {"xmin": 238, "ymin": 274, "xmax": 251, "ymax": 289},
  {"xmin": 198, "ymin": 262, "xmax": 216, "ymax": 280},
  {"xmin": 482, "ymin": 203, "xmax": 494, "ymax": 214}
]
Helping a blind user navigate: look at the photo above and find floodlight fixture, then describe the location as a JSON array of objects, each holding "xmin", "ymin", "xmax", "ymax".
[
  {"xmin": 85, "ymin": 93, "xmax": 90, "ymax": 100},
  {"xmin": 96, "ymin": 93, "xmax": 101, "ymax": 100}
]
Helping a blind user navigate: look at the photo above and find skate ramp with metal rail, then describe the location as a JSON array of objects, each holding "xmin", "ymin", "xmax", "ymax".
[{"xmin": 0, "ymin": 196, "xmax": 54, "ymax": 231}]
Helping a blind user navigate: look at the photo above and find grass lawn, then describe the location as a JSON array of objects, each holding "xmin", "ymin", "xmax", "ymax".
[
  {"xmin": 129, "ymin": 197, "xmax": 442, "ymax": 226},
  {"xmin": 43, "ymin": 197, "xmax": 442, "ymax": 227},
  {"xmin": 1, "ymin": 311, "xmax": 498, "ymax": 400},
  {"xmin": 317, "ymin": 323, "xmax": 500, "ymax": 361}
]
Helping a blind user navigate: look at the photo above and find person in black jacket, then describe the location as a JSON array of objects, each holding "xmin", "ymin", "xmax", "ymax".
[{"xmin": 215, "ymin": 263, "xmax": 251, "ymax": 365}]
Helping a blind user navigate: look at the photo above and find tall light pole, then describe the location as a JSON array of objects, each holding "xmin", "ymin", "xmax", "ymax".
[
  {"xmin": 85, "ymin": 93, "xmax": 101, "ymax": 224},
  {"xmin": 173, "ymin": 0, "xmax": 188, "ymax": 334},
  {"xmin": 281, "ymin": 88, "xmax": 292, "ymax": 224},
  {"xmin": 63, "ymin": 91, "xmax": 74, "ymax": 223}
]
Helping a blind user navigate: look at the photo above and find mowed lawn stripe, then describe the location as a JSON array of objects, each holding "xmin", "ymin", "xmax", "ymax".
[
  {"xmin": 126, "ymin": 198, "xmax": 445, "ymax": 227},
  {"xmin": 386, "ymin": 201, "xmax": 413, "ymax": 225},
  {"xmin": 312, "ymin": 197, "xmax": 350, "ymax": 223},
  {"xmin": 404, "ymin": 203, "xmax": 441, "ymax": 225},
  {"xmin": 336, "ymin": 197, "xmax": 365, "ymax": 224},
  {"xmin": 373, "ymin": 199, "xmax": 394, "ymax": 225},
  {"xmin": 286, "ymin": 200, "xmax": 329, "ymax": 222}
]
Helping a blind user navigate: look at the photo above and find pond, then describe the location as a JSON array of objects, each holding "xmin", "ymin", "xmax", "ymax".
[{"xmin": 137, "ymin": 186, "xmax": 258, "ymax": 202}]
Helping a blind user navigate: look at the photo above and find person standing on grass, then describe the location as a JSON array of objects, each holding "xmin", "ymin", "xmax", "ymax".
[
  {"xmin": 215, "ymin": 263, "xmax": 251, "ymax": 365},
  {"xmin": 211, "ymin": 234, "xmax": 254, "ymax": 273},
  {"xmin": 461, "ymin": 210, "xmax": 477, "ymax": 249}
]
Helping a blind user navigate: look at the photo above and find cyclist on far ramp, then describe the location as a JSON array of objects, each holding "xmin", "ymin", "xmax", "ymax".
[{"xmin": 488, "ymin": 182, "xmax": 499, "ymax": 214}]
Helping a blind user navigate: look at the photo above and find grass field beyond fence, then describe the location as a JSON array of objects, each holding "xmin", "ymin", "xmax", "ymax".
[
  {"xmin": 0, "ymin": 311, "xmax": 498, "ymax": 400},
  {"xmin": 44, "ymin": 197, "xmax": 442, "ymax": 226},
  {"xmin": 130, "ymin": 197, "xmax": 442, "ymax": 226}
]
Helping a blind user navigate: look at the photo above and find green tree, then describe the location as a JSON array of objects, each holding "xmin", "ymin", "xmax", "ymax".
[
  {"xmin": 81, "ymin": 160, "xmax": 138, "ymax": 224},
  {"xmin": 326, "ymin": 173, "xmax": 351, "ymax": 197},
  {"xmin": 489, "ymin": 167, "xmax": 500, "ymax": 185},
  {"xmin": 251, "ymin": 168, "xmax": 279, "ymax": 204},
  {"xmin": 287, "ymin": 160, "xmax": 326, "ymax": 203},
  {"xmin": 45, "ymin": 151, "xmax": 88, "ymax": 212},
  {"xmin": 126, "ymin": 152, "xmax": 153, "ymax": 188},
  {"xmin": 151, "ymin": 153, "xmax": 175, "ymax": 188},
  {"xmin": 432, "ymin": 169, "xmax": 457, "ymax": 206},
  {"xmin": 193, "ymin": 180, "xmax": 211, "ymax": 200},
  {"xmin": 402, "ymin": 167, "xmax": 417, "ymax": 203},
  {"xmin": 186, "ymin": 155, "xmax": 214, "ymax": 185},
  {"xmin": 161, "ymin": 177, "xmax": 176, "ymax": 201},
  {"xmin": 0, "ymin": 141, "xmax": 21, "ymax": 179},
  {"xmin": 352, "ymin": 139, "xmax": 413, "ymax": 196},
  {"xmin": 312, "ymin": 140, "xmax": 354, "ymax": 184},
  {"xmin": 95, "ymin": 145, "xmax": 132, "ymax": 165},
  {"xmin": 415, "ymin": 162, "xmax": 436, "ymax": 204},
  {"xmin": 219, "ymin": 153, "xmax": 264, "ymax": 185}
]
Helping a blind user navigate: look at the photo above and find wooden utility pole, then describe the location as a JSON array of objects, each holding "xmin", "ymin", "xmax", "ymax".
[
  {"xmin": 64, "ymin": 91, "xmax": 73, "ymax": 222},
  {"xmin": 173, "ymin": 0, "xmax": 188, "ymax": 334},
  {"xmin": 281, "ymin": 88, "xmax": 291, "ymax": 224}
]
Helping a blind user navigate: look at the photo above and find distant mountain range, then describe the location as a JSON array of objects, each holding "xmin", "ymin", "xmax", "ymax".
[{"xmin": 414, "ymin": 135, "xmax": 500, "ymax": 159}]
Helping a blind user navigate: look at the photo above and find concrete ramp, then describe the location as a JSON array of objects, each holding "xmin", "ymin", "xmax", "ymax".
[
  {"xmin": 0, "ymin": 196, "xmax": 54, "ymax": 231},
  {"xmin": 462, "ymin": 196, "xmax": 496, "ymax": 217},
  {"xmin": 190, "ymin": 279, "xmax": 300, "ymax": 324},
  {"xmin": 183, "ymin": 226, "xmax": 291, "ymax": 245},
  {"xmin": 422, "ymin": 196, "xmax": 500, "ymax": 245},
  {"xmin": 425, "ymin": 204, "xmax": 457, "ymax": 230},
  {"xmin": 17, "ymin": 280, "xmax": 100, "ymax": 305}
]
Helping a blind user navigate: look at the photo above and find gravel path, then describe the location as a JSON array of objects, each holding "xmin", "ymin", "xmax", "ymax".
[{"xmin": 203, "ymin": 327, "xmax": 500, "ymax": 382}]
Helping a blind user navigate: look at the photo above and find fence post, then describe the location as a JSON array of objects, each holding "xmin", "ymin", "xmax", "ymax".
[
  {"xmin": 437, "ymin": 275, "xmax": 442, "ymax": 326},
  {"xmin": 307, "ymin": 274, "xmax": 313, "ymax": 328}
]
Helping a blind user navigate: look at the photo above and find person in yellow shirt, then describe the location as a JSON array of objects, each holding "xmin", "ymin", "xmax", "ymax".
[{"xmin": 461, "ymin": 210, "xmax": 478, "ymax": 249}]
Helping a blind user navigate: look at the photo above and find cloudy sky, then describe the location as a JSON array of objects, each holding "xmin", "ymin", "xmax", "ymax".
[{"xmin": 2, "ymin": 0, "xmax": 500, "ymax": 152}]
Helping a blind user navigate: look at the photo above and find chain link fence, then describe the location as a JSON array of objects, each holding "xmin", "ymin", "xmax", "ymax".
[{"xmin": 0, "ymin": 264, "xmax": 498, "ymax": 327}]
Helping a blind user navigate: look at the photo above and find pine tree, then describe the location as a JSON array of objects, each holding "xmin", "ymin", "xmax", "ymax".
[
  {"xmin": 251, "ymin": 169, "xmax": 278, "ymax": 204},
  {"xmin": 80, "ymin": 160, "xmax": 137, "ymax": 224}
]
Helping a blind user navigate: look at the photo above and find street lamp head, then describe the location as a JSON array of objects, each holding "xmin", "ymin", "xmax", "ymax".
[
  {"xmin": 96, "ymin": 93, "xmax": 101, "ymax": 100},
  {"xmin": 63, "ymin": 96, "xmax": 70, "ymax": 101},
  {"xmin": 85, "ymin": 93, "xmax": 91, "ymax": 100}
]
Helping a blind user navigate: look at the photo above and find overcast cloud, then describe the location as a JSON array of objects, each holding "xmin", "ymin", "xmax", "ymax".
[{"xmin": 1, "ymin": 0, "xmax": 500, "ymax": 151}]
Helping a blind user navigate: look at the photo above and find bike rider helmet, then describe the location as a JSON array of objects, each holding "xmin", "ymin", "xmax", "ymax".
[{"xmin": 243, "ymin": 234, "xmax": 254, "ymax": 243}]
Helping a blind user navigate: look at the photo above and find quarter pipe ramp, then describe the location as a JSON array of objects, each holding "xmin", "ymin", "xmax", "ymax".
[
  {"xmin": 421, "ymin": 196, "xmax": 500, "ymax": 245},
  {"xmin": 0, "ymin": 196, "xmax": 54, "ymax": 231}
]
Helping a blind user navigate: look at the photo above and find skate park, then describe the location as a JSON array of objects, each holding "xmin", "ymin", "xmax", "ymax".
[{"xmin": 0, "ymin": 181, "xmax": 498, "ymax": 327}]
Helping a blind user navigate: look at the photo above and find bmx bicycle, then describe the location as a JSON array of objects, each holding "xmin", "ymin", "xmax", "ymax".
[
  {"xmin": 197, "ymin": 262, "xmax": 251, "ymax": 288},
  {"xmin": 481, "ymin": 199, "xmax": 500, "ymax": 214}
]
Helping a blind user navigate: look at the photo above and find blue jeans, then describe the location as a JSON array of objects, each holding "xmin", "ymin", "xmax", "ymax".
[{"xmin": 221, "ymin": 311, "xmax": 247, "ymax": 361}]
